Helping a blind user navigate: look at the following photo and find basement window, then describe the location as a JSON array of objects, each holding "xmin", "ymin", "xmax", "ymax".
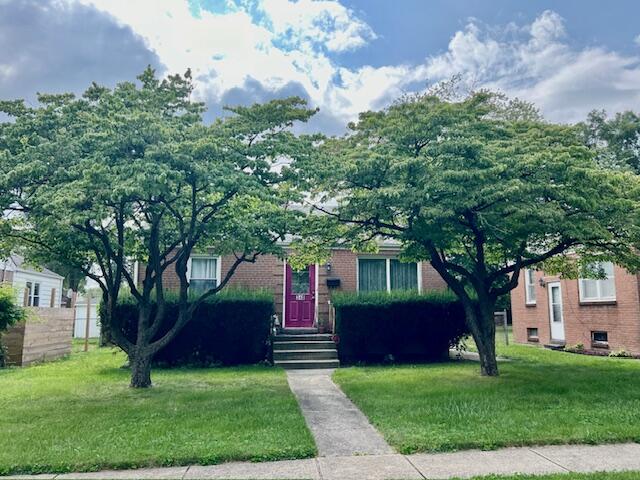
[
  {"xmin": 591, "ymin": 331, "xmax": 609, "ymax": 349},
  {"xmin": 527, "ymin": 328, "xmax": 539, "ymax": 342}
]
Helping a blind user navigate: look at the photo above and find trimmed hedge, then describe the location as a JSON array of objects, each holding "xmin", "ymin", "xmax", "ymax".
[
  {"xmin": 105, "ymin": 289, "xmax": 274, "ymax": 367},
  {"xmin": 332, "ymin": 290, "xmax": 468, "ymax": 364}
]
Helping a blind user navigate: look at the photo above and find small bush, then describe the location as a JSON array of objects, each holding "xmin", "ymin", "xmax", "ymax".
[
  {"xmin": 609, "ymin": 349, "xmax": 632, "ymax": 358},
  {"xmin": 332, "ymin": 290, "xmax": 468, "ymax": 364},
  {"xmin": 565, "ymin": 342, "xmax": 585, "ymax": 353},
  {"xmin": 0, "ymin": 285, "xmax": 25, "ymax": 367},
  {"xmin": 105, "ymin": 289, "xmax": 274, "ymax": 367}
]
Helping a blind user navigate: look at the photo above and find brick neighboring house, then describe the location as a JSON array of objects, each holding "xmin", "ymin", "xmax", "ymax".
[
  {"xmin": 511, "ymin": 262, "xmax": 640, "ymax": 355},
  {"xmin": 146, "ymin": 243, "xmax": 447, "ymax": 331}
]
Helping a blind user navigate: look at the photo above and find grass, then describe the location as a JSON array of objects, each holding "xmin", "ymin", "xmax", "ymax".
[
  {"xmin": 0, "ymin": 346, "xmax": 315, "ymax": 475},
  {"xmin": 467, "ymin": 474, "xmax": 640, "ymax": 480},
  {"xmin": 333, "ymin": 330, "xmax": 640, "ymax": 454}
]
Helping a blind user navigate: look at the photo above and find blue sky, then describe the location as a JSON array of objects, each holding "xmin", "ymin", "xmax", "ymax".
[{"xmin": 1, "ymin": 0, "xmax": 640, "ymax": 133}]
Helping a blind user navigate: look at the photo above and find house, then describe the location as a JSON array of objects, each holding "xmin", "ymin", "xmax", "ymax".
[
  {"xmin": 141, "ymin": 244, "xmax": 447, "ymax": 369},
  {"xmin": 511, "ymin": 262, "xmax": 640, "ymax": 355},
  {"xmin": 0, "ymin": 254, "xmax": 64, "ymax": 307},
  {"xmin": 0, "ymin": 254, "xmax": 74, "ymax": 366},
  {"xmin": 153, "ymin": 244, "xmax": 448, "ymax": 332}
]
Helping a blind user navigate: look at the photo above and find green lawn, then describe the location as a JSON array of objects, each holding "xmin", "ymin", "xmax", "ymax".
[
  {"xmin": 0, "ymin": 347, "xmax": 315, "ymax": 475},
  {"xmin": 333, "ymin": 338, "xmax": 640, "ymax": 454}
]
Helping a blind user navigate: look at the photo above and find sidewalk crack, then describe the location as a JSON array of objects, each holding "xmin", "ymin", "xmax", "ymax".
[
  {"xmin": 403, "ymin": 454, "xmax": 426, "ymax": 479},
  {"xmin": 529, "ymin": 448, "xmax": 571, "ymax": 472},
  {"xmin": 314, "ymin": 457, "xmax": 324, "ymax": 480}
]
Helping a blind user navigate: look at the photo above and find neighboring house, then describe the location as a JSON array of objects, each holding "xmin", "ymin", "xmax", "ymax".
[
  {"xmin": 0, "ymin": 254, "xmax": 74, "ymax": 366},
  {"xmin": 511, "ymin": 262, "xmax": 640, "ymax": 355},
  {"xmin": 0, "ymin": 254, "xmax": 64, "ymax": 308},
  {"xmin": 146, "ymin": 243, "xmax": 448, "ymax": 331}
]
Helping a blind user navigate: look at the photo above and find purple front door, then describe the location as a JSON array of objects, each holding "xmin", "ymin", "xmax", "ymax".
[{"xmin": 285, "ymin": 264, "xmax": 316, "ymax": 328}]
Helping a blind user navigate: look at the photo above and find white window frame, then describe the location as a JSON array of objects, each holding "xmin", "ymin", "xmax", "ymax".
[
  {"xmin": 187, "ymin": 255, "xmax": 222, "ymax": 291},
  {"xmin": 524, "ymin": 269, "xmax": 537, "ymax": 305},
  {"xmin": 356, "ymin": 256, "xmax": 422, "ymax": 293},
  {"xmin": 578, "ymin": 261, "xmax": 616, "ymax": 303},
  {"xmin": 25, "ymin": 281, "xmax": 40, "ymax": 307}
]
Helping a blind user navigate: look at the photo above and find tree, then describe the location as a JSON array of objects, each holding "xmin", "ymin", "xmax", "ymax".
[
  {"xmin": 580, "ymin": 109, "xmax": 640, "ymax": 172},
  {"xmin": 0, "ymin": 68, "xmax": 317, "ymax": 387},
  {"xmin": 296, "ymin": 91, "xmax": 640, "ymax": 376}
]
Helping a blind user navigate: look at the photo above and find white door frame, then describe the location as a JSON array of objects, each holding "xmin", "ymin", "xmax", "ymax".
[{"xmin": 547, "ymin": 282, "xmax": 565, "ymax": 342}]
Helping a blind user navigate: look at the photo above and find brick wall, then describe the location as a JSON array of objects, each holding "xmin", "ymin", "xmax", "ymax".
[
  {"xmin": 143, "ymin": 249, "xmax": 448, "ymax": 330},
  {"xmin": 2, "ymin": 307, "xmax": 75, "ymax": 366},
  {"xmin": 511, "ymin": 266, "xmax": 640, "ymax": 354}
]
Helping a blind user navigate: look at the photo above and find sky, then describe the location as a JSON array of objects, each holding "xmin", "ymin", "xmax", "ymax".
[{"xmin": 1, "ymin": 0, "xmax": 640, "ymax": 134}]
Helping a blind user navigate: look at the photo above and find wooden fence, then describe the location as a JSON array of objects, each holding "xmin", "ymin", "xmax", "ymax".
[{"xmin": 2, "ymin": 307, "xmax": 75, "ymax": 366}]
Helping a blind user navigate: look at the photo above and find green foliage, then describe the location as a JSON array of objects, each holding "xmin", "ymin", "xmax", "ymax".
[
  {"xmin": 0, "ymin": 284, "xmax": 24, "ymax": 332},
  {"xmin": 580, "ymin": 109, "xmax": 640, "ymax": 172},
  {"xmin": 333, "ymin": 290, "xmax": 467, "ymax": 364},
  {"xmin": 0, "ymin": 284, "xmax": 25, "ymax": 367},
  {"xmin": 296, "ymin": 89, "xmax": 640, "ymax": 374},
  {"xmin": 106, "ymin": 289, "xmax": 274, "ymax": 366},
  {"xmin": 332, "ymin": 289, "xmax": 458, "ymax": 307},
  {"xmin": 0, "ymin": 67, "xmax": 317, "ymax": 385}
]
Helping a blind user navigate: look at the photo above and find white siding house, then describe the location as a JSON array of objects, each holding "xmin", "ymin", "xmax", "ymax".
[{"xmin": 0, "ymin": 254, "xmax": 64, "ymax": 308}]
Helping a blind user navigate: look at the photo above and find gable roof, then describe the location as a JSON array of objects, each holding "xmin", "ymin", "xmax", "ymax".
[{"xmin": 0, "ymin": 254, "xmax": 64, "ymax": 279}]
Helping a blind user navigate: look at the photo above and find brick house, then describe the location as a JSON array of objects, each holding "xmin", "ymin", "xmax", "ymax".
[
  {"xmin": 511, "ymin": 262, "xmax": 640, "ymax": 355},
  {"xmin": 149, "ymin": 244, "xmax": 447, "ymax": 331}
]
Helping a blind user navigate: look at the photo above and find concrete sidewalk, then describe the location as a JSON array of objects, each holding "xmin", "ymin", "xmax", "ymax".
[
  {"xmin": 7, "ymin": 443, "xmax": 640, "ymax": 479},
  {"xmin": 285, "ymin": 369, "xmax": 393, "ymax": 456}
]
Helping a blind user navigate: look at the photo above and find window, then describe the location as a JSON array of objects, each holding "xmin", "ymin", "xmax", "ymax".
[
  {"xmin": 390, "ymin": 259, "xmax": 418, "ymax": 290},
  {"xmin": 579, "ymin": 262, "xmax": 616, "ymax": 302},
  {"xmin": 291, "ymin": 268, "xmax": 310, "ymax": 294},
  {"xmin": 527, "ymin": 327, "xmax": 539, "ymax": 342},
  {"xmin": 591, "ymin": 331, "xmax": 609, "ymax": 348},
  {"xmin": 524, "ymin": 269, "xmax": 536, "ymax": 305},
  {"xmin": 25, "ymin": 282, "xmax": 40, "ymax": 307},
  {"xmin": 358, "ymin": 257, "xmax": 419, "ymax": 292},
  {"xmin": 189, "ymin": 257, "xmax": 218, "ymax": 293}
]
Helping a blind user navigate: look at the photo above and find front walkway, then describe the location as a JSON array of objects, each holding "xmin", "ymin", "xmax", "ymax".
[
  {"xmin": 285, "ymin": 369, "xmax": 393, "ymax": 456},
  {"xmin": 8, "ymin": 443, "xmax": 640, "ymax": 479}
]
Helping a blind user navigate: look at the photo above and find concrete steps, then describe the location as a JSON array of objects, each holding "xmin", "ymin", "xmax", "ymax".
[{"xmin": 273, "ymin": 330, "xmax": 339, "ymax": 369}]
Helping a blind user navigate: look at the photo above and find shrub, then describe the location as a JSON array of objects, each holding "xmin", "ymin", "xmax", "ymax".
[
  {"xmin": 332, "ymin": 290, "xmax": 468, "ymax": 364},
  {"xmin": 0, "ymin": 285, "xmax": 25, "ymax": 367},
  {"xmin": 105, "ymin": 289, "xmax": 274, "ymax": 367},
  {"xmin": 609, "ymin": 349, "xmax": 632, "ymax": 358}
]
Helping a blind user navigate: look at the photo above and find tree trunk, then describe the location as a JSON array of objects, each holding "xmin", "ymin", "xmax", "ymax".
[
  {"xmin": 474, "ymin": 324, "xmax": 498, "ymax": 376},
  {"xmin": 464, "ymin": 300, "xmax": 500, "ymax": 376},
  {"xmin": 129, "ymin": 351, "xmax": 153, "ymax": 388}
]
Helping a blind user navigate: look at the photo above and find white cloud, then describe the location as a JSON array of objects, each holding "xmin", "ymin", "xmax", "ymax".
[
  {"xmin": 57, "ymin": 3, "xmax": 640, "ymax": 129},
  {"xmin": 258, "ymin": 0, "xmax": 376, "ymax": 52},
  {"xmin": 68, "ymin": 0, "xmax": 394, "ymax": 129},
  {"xmin": 424, "ymin": 10, "xmax": 640, "ymax": 123}
]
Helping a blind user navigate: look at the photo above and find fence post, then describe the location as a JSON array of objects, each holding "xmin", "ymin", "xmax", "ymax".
[
  {"xmin": 84, "ymin": 291, "xmax": 92, "ymax": 352},
  {"xmin": 502, "ymin": 308, "xmax": 509, "ymax": 346}
]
